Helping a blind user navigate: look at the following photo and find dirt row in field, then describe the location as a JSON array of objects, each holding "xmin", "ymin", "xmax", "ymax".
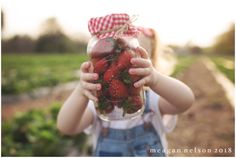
[
  {"xmin": 166, "ymin": 59, "xmax": 234, "ymax": 156},
  {"xmin": 1, "ymin": 86, "xmax": 73, "ymax": 120}
]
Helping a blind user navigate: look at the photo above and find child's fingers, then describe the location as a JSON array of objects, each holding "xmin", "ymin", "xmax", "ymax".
[
  {"xmin": 131, "ymin": 58, "xmax": 152, "ymax": 68},
  {"xmin": 81, "ymin": 81, "xmax": 101, "ymax": 91},
  {"xmin": 88, "ymin": 61, "xmax": 94, "ymax": 73},
  {"xmin": 81, "ymin": 73, "xmax": 98, "ymax": 81},
  {"xmin": 129, "ymin": 68, "xmax": 151, "ymax": 76},
  {"xmin": 83, "ymin": 89, "xmax": 98, "ymax": 102},
  {"xmin": 134, "ymin": 76, "xmax": 150, "ymax": 88},
  {"xmin": 80, "ymin": 62, "xmax": 91, "ymax": 73},
  {"xmin": 136, "ymin": 47, "xmax": 149, "ymax": 59}
]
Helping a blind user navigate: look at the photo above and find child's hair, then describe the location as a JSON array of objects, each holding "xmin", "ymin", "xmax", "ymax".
[
  {"xmin": 138, "ymin": 28, "xmax": 176, "ymax": 76},
  {"xmin": 137, "ymin": 28, "xmax": 160, "ymax": 68}
]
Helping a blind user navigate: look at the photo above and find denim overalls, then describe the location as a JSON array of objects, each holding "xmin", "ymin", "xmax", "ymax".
[{"xmin": 94, "ymin": 90, "xmax": 165, "ymax": 156}]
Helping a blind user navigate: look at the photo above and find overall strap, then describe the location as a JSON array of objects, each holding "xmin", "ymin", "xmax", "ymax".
[
  {"xmin": 144, "ymin": 90, "xmax": 152, "ymax": 114},
  {"xmin": 99, "ymin": 118, "xmax": 110, "ymax": 137},
  {"xmin": 142, "ymin": 89, "xmax": 154, "ymax": 130}
]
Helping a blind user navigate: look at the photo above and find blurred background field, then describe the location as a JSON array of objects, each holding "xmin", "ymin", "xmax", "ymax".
[
  {"xmin": 1, "ymin": 0, "xmax": 235, "ymax": 156},
  {"xmin": 2, "ymin": 53, "xmax": 234, "ymax": 95},
  {"xmin": 172, "ymin": 54, "xmax": 234, "ymax": 81},
  {"xmin": 2, "ymin": 54, "xmax": 87, "ymax": 94}
]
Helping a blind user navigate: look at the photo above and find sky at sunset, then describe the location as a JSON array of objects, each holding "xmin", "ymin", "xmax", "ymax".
[{"xmin": 1, "ymin": 0, "xmax": 235, "ymax": 46}]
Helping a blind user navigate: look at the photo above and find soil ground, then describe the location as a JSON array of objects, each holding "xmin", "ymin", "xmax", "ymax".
[{"xmin": 166, "ymin": 59, "xmax": 234, "ymax": 156}]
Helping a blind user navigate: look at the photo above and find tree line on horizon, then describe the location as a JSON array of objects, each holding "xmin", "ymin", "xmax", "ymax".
[
  {"xmin": 211, "ymin": 24, "xmax": 234, "ymax": 55},
  {"xmin": 2, "ymin": 17, "xmax": 87, "ymax": 54}
]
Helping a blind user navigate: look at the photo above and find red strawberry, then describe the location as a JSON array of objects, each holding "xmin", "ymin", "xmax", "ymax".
[
  {"xmin": 91, "ymin": 38, "xmax": 116, "ymax": 57},
  {"xmin": 103, "ymin": 63, "xmax": 119, "ymax": 83},
  {"xmin": 104, "ymin": 104, "xmax": 114, "ymax": 114},
  {"xmin": 97, "ymin": 100, "xmax": 114, "ymax": 114},
  {"xmin": 126, "ymin": 107, "xmax": 137, "ymax": 114},
  {"xmin": 110, "ymin": 100, "xmax": 123, "ymax": 108},
  {"xmin": 130, "ymin": 74, "xmax": 140, "ymax": 82},
  {"xmin": 96, "ymin": 87, "xmax": 110, "ymax": 99},
  {"xmin": 91, "ymin": 56, "xmax": 103, "ymax": 65},
  {"xmin": 131, "ymin": 96, "xmax": 143, "ymax": 109},
  {"xmin": 109, "ymin": 80, "xmax": 128, "ymax": 99},
  {"xmin": 94, "ymin": 58, "xmax": 109, "ymax": 74},
  {"xmin": 126, "ymin": 96, "xmax": 143, "ymax": 114},
  {"xmin": 117, "ymin": 50, "xmax": 134, "ymax": 70},
  {"xmin": 121, "ymin": 70, "xmax": 141, "ymax": 85},
  {"xmin": 129, "ymin": 86, "xmax": 141, "ymax": 95},
  {"xmin": 96, "ymin": 90, "xmax": 102, "ymax": 98},
  {"xmin": 103, "ymin": 88, "xmax": 110, "ymax": 99}
]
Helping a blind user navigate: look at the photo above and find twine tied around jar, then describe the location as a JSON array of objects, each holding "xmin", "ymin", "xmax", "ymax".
[
  {"xmin": 95, "ymin": 15, "xmax": 139, "ymax": 38},
  {"xmin": 88, "ymin": 13, "xmax": 140, "ymax": 39}
]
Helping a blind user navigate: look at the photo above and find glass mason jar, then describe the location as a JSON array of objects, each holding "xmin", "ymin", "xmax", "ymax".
[{"xmin": 87, "ymin": 36, "xmax": 145, "ymax": 121}]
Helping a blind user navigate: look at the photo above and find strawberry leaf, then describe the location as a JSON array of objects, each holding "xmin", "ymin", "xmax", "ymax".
[
  {"xmin": 122, "ymin": 99, "xmax": 130, "ymax": 116},
  {"xmin": 97, "ymin": 101, "xmax": 107, "ymax": 110},
  {"xmin": 95, "ymin": 78, "xmax": 103, "ymax": 84},
  {"xmin": 121, "ymin": 70, "xmax": 132, "ymax": 85}
]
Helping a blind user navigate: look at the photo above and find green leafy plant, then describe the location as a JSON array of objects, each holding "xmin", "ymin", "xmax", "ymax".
[
  {"xmin": 2, "ymin": 103, "xmax": 88, "ymax": 156},
  {"xmin": 209, "ymin": 55, "xmax": 234, "ymax": 82},
  {"xmin": 171, "ymin": 55, "xmax": 197, "ymax": 77},
  {"xmin": 2, "ymin": 54, "xmax": 88, "ymax": 94}
]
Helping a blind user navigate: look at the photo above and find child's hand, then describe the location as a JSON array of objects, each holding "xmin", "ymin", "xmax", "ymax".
[
  {"xmin": 79, "ymin": 61, "xmax": 101, "ymax": 102},
  {"xmin": 129, "ymin": 47, "xmax": 156, "ymax": 88}
]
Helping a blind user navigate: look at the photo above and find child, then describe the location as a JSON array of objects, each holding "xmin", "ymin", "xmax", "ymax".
[{"xmin": 57, "ymin": 14, "xmax": 194, "ymax": 156}]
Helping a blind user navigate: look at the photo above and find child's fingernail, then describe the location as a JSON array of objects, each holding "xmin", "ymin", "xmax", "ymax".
[
  {"xmin": 94, "ymin": 74, "xmax": 98, "ymax": 79},
  {"xmin": 87, "ymin": 62, "xmax": 90, "ymax": 67},
  {"xmin": 97, "ymin": 84, "xmax": 101, "ymax": 90},
  {"xmin": 130, "ymin": 58, "xmax": 135, "ymax": 63},
  {"xmin": 129, "ymin": 69, "xmax": 134, "ymax": 74}
]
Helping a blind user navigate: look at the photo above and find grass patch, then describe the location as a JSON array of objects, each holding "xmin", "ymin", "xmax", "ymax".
[
  {"xmin": 171, "ymin": 55, "xmax": 197, "ymax": 77},
  {"xmin": 2, "ymin": 53, "xmax": 88, "ymax": 94},
  {"xmin": 208, "ymin": 55, "xmax": 234, "ymax": 83}
]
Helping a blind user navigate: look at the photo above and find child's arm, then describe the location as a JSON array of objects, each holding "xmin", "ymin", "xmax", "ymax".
[
  {"xmin": 129, "ymin": 47, "xmax": 195, "ymax": 115},
  {"xmin": 57, "ymin": 62, "xmax": 101, "ymax": 135}
]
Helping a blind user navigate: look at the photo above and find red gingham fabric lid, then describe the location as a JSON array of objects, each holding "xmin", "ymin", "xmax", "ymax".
[{"xmin": 88, "ymin": 13, "xmax": 139, "ymax": 39}]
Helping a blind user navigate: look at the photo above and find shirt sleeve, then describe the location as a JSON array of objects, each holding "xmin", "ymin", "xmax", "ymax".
[
  {"xmin": 83, "ymin": 100, "xmax": 98, "ymax": 134},
  {"xmin": 149, "ymin": 89, "xmax": 178, "ymax": 133}
]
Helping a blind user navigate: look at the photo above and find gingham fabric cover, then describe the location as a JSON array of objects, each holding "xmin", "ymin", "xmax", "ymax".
[{"xmin": 88, "ymin": 13, "xmax": 139, "ymax": 39}]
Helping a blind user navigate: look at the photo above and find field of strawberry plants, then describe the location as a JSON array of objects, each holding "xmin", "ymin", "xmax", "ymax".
[
  {"xmin": 2, "ymin": 102, "xmax": 88, "ymax": 156},
  {"xmin": 171, "ymin": 54, "xmax": 234, "ymax": 83},
  {"xmin": 208, "ymin": 55, "xmax": 235, "ymax": 82},
  {"xmin": 171, "ymin": 55, "xmax": 198, "ymax": 77},
  {"xmin": 2, "ymin": 53, "xmax": 88, "ymax": 95}
]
